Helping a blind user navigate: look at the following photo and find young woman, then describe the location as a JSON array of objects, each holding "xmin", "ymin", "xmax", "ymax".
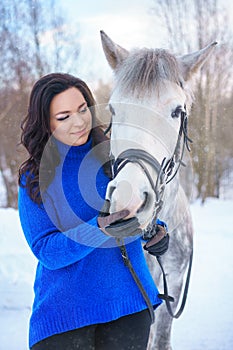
[{"xmin": 18, "ymin": 73, "xmax": 163, "ymax": 350}]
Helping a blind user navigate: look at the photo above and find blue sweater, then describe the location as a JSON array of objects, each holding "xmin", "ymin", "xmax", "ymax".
[{"xmin": 18, "ymin": 137, "xmax": 162, "ymax": 348}]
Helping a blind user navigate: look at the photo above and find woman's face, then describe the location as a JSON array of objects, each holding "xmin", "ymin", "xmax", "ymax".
[{"xmin": 50, "ymin": 87, "xmax": 92, "ymax": 146}]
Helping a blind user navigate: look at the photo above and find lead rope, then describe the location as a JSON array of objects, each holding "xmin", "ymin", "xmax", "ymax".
[
  {"xmin": 116, "ymin": 238, "xmax": 155, "ymax": 324},
  {"xmin": 117, "ymin": 237, "xmax": 193, "ymax": 322}
]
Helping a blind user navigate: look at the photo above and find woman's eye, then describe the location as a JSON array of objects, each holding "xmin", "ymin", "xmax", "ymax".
[
  {"xmin": 79, "ymin": 107, "xmax": 88, "ymax": 114},
  {"xmin": 57, "ymin": 115, "xmax": 70, "ymax": 121}
]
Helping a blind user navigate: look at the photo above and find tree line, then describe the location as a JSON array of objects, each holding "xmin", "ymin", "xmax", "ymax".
[
  {"xmin": 0, "ymin": 0, "xmax": 232, "ymax": 208},
  {"xmin": 150, "ymin": 0, "xmax": 233, "ymax": 201},
  {"xmin": 0, "ymin": 0, "xmax": 80, "ymax": 207}
]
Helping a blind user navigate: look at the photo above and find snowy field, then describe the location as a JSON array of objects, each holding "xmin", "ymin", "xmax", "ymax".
[{"xmin": 0, "ymin": 198, "xmax": 232, "ymax": 350}]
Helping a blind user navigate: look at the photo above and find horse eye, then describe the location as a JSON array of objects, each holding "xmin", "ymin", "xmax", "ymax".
[{"xmin": 171, "ymin": 106, "xmax": 183, "ymax": 118}]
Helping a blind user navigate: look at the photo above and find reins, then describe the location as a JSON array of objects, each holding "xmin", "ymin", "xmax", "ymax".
[
  {"xmin": 116, "ymin": 238, "xmax": 155, "ymax": 323},
  {"xmin": 157, "ymin": 250, "xmax": 193, "ymax": 319},
  {"xmin": 105, "ymin": 108, "xmax": 193, "ymax": 323},
  {"xmin": 117, "ymin": 237, "xmax": 193, "ymax": 322}
]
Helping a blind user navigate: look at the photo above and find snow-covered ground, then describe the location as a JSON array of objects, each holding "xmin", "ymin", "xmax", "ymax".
[{"xmin": 0, "ymin": 198, "xmax": 232, "ymax": 350}]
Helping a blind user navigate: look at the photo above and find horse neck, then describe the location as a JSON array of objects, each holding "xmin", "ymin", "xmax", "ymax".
[
  {"xmin": 159, "ymin": 176, "xmax": 181, "ymax": 222},
  {"xmin": 160, "ymin": 177, "xmax": 192, "ymax": 233}
]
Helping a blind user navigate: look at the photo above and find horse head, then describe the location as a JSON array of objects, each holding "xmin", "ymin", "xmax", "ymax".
[{"xmin": 100, "ymin": 30, "xmax": 217, "ymax": 231}]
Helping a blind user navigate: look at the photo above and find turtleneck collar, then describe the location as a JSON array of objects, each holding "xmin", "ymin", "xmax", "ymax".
[{"xmin": 54, "ymin": 135, "xmax": 93, "ymax": 160}]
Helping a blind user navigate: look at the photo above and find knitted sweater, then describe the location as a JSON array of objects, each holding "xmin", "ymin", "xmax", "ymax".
[{"xmin": 18, "ymin": 137, "xmax": 162, "ymax": 348}]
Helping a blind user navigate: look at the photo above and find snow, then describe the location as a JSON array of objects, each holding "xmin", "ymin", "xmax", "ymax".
[
  {"xmin": 0, "ymin": 199, "xmax": 233, "ymax": 350},
  {"xmin": 0, "ymin": 172, "xmax": 7, "ymax": 207},
  {"xmin": 172, "ymin": 199, "xmax": 233, "ymax": 350}
]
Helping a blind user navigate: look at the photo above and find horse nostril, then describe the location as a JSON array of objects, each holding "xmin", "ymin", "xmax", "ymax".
[
  {"xmin": 137, "ymin": 192, "xmax": 148, "ymax": 214},
  {"xmin": 107, "ymin": 185, "xmax": 116, "ymax": 199}
]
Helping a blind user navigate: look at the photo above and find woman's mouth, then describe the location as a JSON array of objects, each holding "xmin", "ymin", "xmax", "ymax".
[{"xmin": 71, "ymin": 129, "xmax": 86, "ymax": 136}]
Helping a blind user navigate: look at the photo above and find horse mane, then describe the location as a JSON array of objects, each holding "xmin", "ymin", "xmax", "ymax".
[{"xmin": 115, "ymin": 48, "xmax": 185, "ymax": 98}]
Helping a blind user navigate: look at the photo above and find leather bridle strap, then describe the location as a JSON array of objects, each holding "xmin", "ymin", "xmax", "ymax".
[
  {"xmin": 116, "ymin": 238, "xmax": 155, "ymax": 324},
  {"xmin": 108, "ymin": 111, "xmax": 193, "ymax": 321},
  {"xmin": 112, "ymin": 148, "xmax": 168, "ymax": 239},
  {"xmin": 113, "ymin": 148, "xmax": 162, "ymax": 190},
  {"xmin": 156, "ymin": 249, "xmax": 193, "ymax": 318}
]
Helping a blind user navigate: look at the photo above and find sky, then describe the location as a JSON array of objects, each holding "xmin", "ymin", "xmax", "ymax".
[
  {"xmin": 58, "ymin": 0, "xmax": 166, "ymax": 84},
  {"xmin": 57, "ymin": 0, "xmax": 233, "ymax": 86}
]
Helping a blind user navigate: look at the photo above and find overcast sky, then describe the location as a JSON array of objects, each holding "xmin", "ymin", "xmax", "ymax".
[
  {"xmin": 58, "ymin": 0, "xmax": 165, "ymax": 84},
  {"xmin": 58, "ymin": 0, "xmax": 233, "ymax": 85}
]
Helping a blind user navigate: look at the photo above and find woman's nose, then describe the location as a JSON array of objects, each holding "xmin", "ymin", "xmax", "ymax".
[{"xmin": 72, "ymin": 112, "xmax": 85, "ymax": 127}]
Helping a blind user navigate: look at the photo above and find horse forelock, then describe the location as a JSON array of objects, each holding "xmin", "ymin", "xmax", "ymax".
[{"xmin": 115, "ymin": 48, "xmax": 184, "ymax": 98}]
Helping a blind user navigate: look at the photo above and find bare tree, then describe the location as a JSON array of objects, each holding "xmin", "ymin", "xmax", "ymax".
[
  {"xmin": 93, "ymin": 79, "xmax": 112, "ymax": 131},
  {"xmin": 0, "ymin": 0, "xmax": 80, "ymax": 208},
  {"xmin": 151, "ymin": 0, "xmax": 233, "ymax": 201}
]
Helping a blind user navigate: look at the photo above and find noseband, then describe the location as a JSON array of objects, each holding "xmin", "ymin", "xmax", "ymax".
[{"xmin": 109, "ymin": 110, "xmax": 192, "ymax": 238}]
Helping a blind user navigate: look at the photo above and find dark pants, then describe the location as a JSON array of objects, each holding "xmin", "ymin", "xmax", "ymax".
[{"xmin": 31, "ymin": 309, "xmax": 151, "ymax": 350}]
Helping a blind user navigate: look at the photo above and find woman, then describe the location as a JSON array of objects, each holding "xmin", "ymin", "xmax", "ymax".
[{"xmin": 18, "ymin": 73, "xmax": 163, "ymax": 350}]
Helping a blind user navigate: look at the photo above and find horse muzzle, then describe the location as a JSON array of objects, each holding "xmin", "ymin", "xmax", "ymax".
[{"xmin": 105, "ymin": 176, "xmax": 155, "ymax": 230}]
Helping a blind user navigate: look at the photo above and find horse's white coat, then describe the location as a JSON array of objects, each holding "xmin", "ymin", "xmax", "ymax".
[
  {"xmin": 105, "ymin": 82, "xmax": 187, "ymax": 227},
  {"xmin": 100, "ymin": 30, "xmax": 217, "ymax": 350}
]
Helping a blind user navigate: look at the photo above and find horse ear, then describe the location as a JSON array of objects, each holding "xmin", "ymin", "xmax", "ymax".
[
  {"xmin": 100, "ymin": 30, "xmax": 129, "ymax": 70},
  {"xmin": 179, "ymin": 42, "xmax": 217, "ymax": 81}
]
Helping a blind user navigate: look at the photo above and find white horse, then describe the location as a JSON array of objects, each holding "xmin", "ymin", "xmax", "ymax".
[{"xmin": 100, "ymin": 31, "xmax": 216, "ymax": 350}]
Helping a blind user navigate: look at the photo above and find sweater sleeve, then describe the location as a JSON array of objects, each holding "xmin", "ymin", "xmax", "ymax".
[{"xmin": 18, "ymin": 185, "xmax": 109, "ymax": 270}]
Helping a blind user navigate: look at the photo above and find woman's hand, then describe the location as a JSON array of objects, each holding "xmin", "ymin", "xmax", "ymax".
[
  {"xmin": 97, "ymin": 200, "xmax": 142, "ymax": 238},
  {"xmin": 143, "ymin": 224, "xmax": 169, "ymax": 256}
]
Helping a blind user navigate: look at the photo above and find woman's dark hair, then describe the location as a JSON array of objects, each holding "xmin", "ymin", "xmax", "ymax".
[{"xmin": 18, "ymin": 73, "xmax": 110, "ymax": 204}]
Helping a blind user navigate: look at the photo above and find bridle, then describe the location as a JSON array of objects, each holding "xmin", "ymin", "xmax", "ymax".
[
  {"xmin": 104, "ymin": 105, "xmax": 193, "ymax": 322},
  {"xmin": 107, "ymin": 106, "xmax": 192, "ymax": 239}
]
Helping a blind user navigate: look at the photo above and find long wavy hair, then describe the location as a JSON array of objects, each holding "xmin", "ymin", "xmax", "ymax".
[{"xmin": 19, "ymin": 73, "xmax": 110, "ymax": 204}]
